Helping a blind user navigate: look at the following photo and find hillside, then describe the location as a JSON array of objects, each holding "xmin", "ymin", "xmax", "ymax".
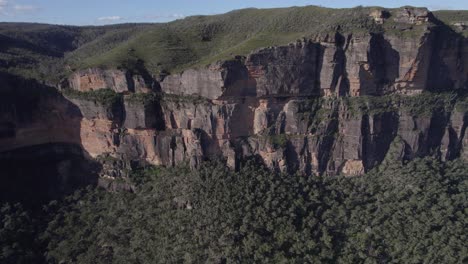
[
  {"xmin": 0, "ymin": 6, "xmax": 467, "ymax": 83},
  {"xmin": 0, "ymin": 23, "xmax": 152, "ymax": 82},
  {"xmin": 54, "ymin": 7, "xmax": 468, "ymax": 74},
  {"xmin": 0, "ymin": 4, "xmax": 467, "ymax": 263}
]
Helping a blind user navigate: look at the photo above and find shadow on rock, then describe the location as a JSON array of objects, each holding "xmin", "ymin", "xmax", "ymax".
[{"xmin": 0, "ymin": 72, "xmax": 100, "ymax": 205}]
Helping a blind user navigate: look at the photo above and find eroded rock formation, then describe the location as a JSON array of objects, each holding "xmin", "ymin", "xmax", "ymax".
[
  {"xmin": 1, "ymin": 7, "xmax": 467, "ymax": 191},
  {"xmin": 0, "ymin": 73, "xmax": 99, "ymax": 201},
  {"xmin": 68, "ymin": 68, "xmax": 154, "ymax": 93}
]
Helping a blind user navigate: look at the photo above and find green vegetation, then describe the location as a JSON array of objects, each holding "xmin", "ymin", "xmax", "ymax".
[
  {"xmin": 3, "ymin": 5, "xmax": 461, "ymax": 83},
  {"xmin": 298, "ymin": 97, "xmax": 337, "ymax": 130},
  {"xmin": 65, "ymin": 5, "xmax": 385, "ymax": 74},
  {"xmin": 379, "ymin": 16, "xmax": 428, "ymax": 38},
  {"xmin": 433, "ymin": 10, "xmax": 468, "ymax": 37},
  {"xmin": 0, "ymin": 203, "xmax": 42, "ymax": 264},
  {"xmin": 455, "ymin": 94, "xmax": 468, "ymax": 112},
  {"xmin": 399, "ymin": 92, "xmax": 458, "ymax": 115},
  {"xmin": 0, "ymin": 23, "xmax": 152, "ymax": 82},
  {"xmin": 124, "ymin": 92, "xmax": 160, "ymax": 105},
  {"xmin": 62, "ymin": 88, "xmax": 122, "ymax": 107},
  {"xmin": 161, "ymin": 93, "xmax": 211, "ymax": 105},
  {"xmin": 343, "ymin": 92, "xmax": 462, "ymax": 117},
  {"xmin": 1, "ymin": 157, "xmax": 466, "ymax": 263},
  {"xmin": 433, "ymin": 10, "xmax": 468, "ymax": 23},
  {"xmin": 269, "ymin": 134, "xmax": 289, "ymax": 149}
]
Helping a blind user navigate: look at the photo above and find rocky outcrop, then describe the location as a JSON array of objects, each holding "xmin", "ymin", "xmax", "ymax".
[
  {"xmin": 154, "ymin": 14, "xmax": 466, "ymax": 99},
  {"xmin": 393, "ymin": 7, "xmax": 431, "ymax": 25},
  {"xmin": 68, "ymin": 68, "xmax": 153, "ymax": 93},
  {"xmin": 160, "ymin": 60, "xmax": 254, "ymax": 99},
  {"xmin": 0, "ymin": 74, "xmax": 83, "ymax": 153},
  {"xmin": 65, "ymin": 7, "xmax": 466, "ymax": 102},
  {"xmin": 245, "ymin": 41, "xmax": 322, "ymax": 96},
  {"xmin": 1, "ymin": 7, "xmax": 468, "ymax": 191},
  {"xmin": 65, "ymin": 92, "xmax": 468, "ymax": 177},
  {"xmin": 123, "ymin": 95, "xmax": 165, "ymax": 130},
  {"xmin": 0, "ymin": 73, "xmax": 99, "ymax": 201}
]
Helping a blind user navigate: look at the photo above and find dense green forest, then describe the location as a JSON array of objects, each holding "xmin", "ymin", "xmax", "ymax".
[{"xmin": 0, "ymin": 157, "xmax": 466, "ymax": 263}]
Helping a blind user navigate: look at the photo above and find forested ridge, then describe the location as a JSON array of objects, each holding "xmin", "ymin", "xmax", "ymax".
[
  {"xmin": 1, "ymin": 7, "xmax": 467, "ymax": 83},
  {"xmin": 1, "ymin": 157, "xmax": 466, "ymax": 263}
]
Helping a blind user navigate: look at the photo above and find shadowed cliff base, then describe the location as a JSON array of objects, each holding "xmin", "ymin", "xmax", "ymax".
[
  {"xmin": 0, "ymin": 143, "xmax": 99, "ymax": 204},
  {"xmin": 0, "ymin": 72, "xmax": 99, "ymax": 205}
]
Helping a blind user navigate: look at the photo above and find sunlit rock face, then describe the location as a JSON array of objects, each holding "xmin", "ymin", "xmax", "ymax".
[{"xmin": 68, "ymin": 68, "xmax": 154, "ymax": 93}]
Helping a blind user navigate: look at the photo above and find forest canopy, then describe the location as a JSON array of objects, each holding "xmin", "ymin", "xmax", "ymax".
[{"xmin": 1, "ymin": 157, "xmax": 467, "ymax": 263}]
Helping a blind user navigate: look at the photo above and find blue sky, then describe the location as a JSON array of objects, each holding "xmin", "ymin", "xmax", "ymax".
[{"xmin": 0, "ymin": 0, "xmax": 466, "ymax": 25}]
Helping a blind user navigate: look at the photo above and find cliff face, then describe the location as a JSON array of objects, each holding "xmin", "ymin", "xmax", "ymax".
[
  {"xmin": 0, "ymin": 73, "xmax": 99, "ymax": 202},
  {"xmin": 0, "ymin": 7, "xmax": 467, "ymax": 192},
  {"xmin": 156, "ymin": 10, "xmax": 466, "ymax": 99},
  {"xmin": 25, "ymin": 89, "xmax": 464, "ymax": 178},
  {"xmin": 68, "ymin": 68, "xmax": 155, "ymax": 94}
]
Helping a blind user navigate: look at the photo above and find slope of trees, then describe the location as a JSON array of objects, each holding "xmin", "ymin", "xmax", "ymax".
[{"xmin": 1, "ymin": 157, "xmax": 467, "ymax": 263}]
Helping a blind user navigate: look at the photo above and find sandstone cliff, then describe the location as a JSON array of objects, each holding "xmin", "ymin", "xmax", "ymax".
[
  {"xmin": 0, "ymin": 73, "xmax": 99, "ymax": 201},
  {"xmin": 154, "ymin": 8, "xmax": 467, "ymax": 98},
  {"xmin": 1, "ymin": 7, "xmax": 467, "ymax": 194}
]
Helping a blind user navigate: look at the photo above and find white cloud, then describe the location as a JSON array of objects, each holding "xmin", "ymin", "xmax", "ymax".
[
  {"xmin": 13, "ymin": 4, "xmax": 38, "ymax": 12},
  {"xmin": 143, "ymin": 13, "xmax": 185, "ymax": 21},
  {"xmin": 95, "ymin": 13, "xmax": 184, "ymax": 24},
  {"xmin": 171, "ymin": 14, "xmax": 184, "ymax": 18},
  {"xmin": 97, "ymin": 16, "xmax": 123, "ymax": 22},
  {"xmin": 0, "ymin": 0, "xmax": 8, "ymax": 11},
  {"xmin": 0, "ymin": 1, "xmax": 40, "ymax": 15},
  {"xmin": 428, "ymin": 5, "xmax": 456, "ymax": 11}
]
